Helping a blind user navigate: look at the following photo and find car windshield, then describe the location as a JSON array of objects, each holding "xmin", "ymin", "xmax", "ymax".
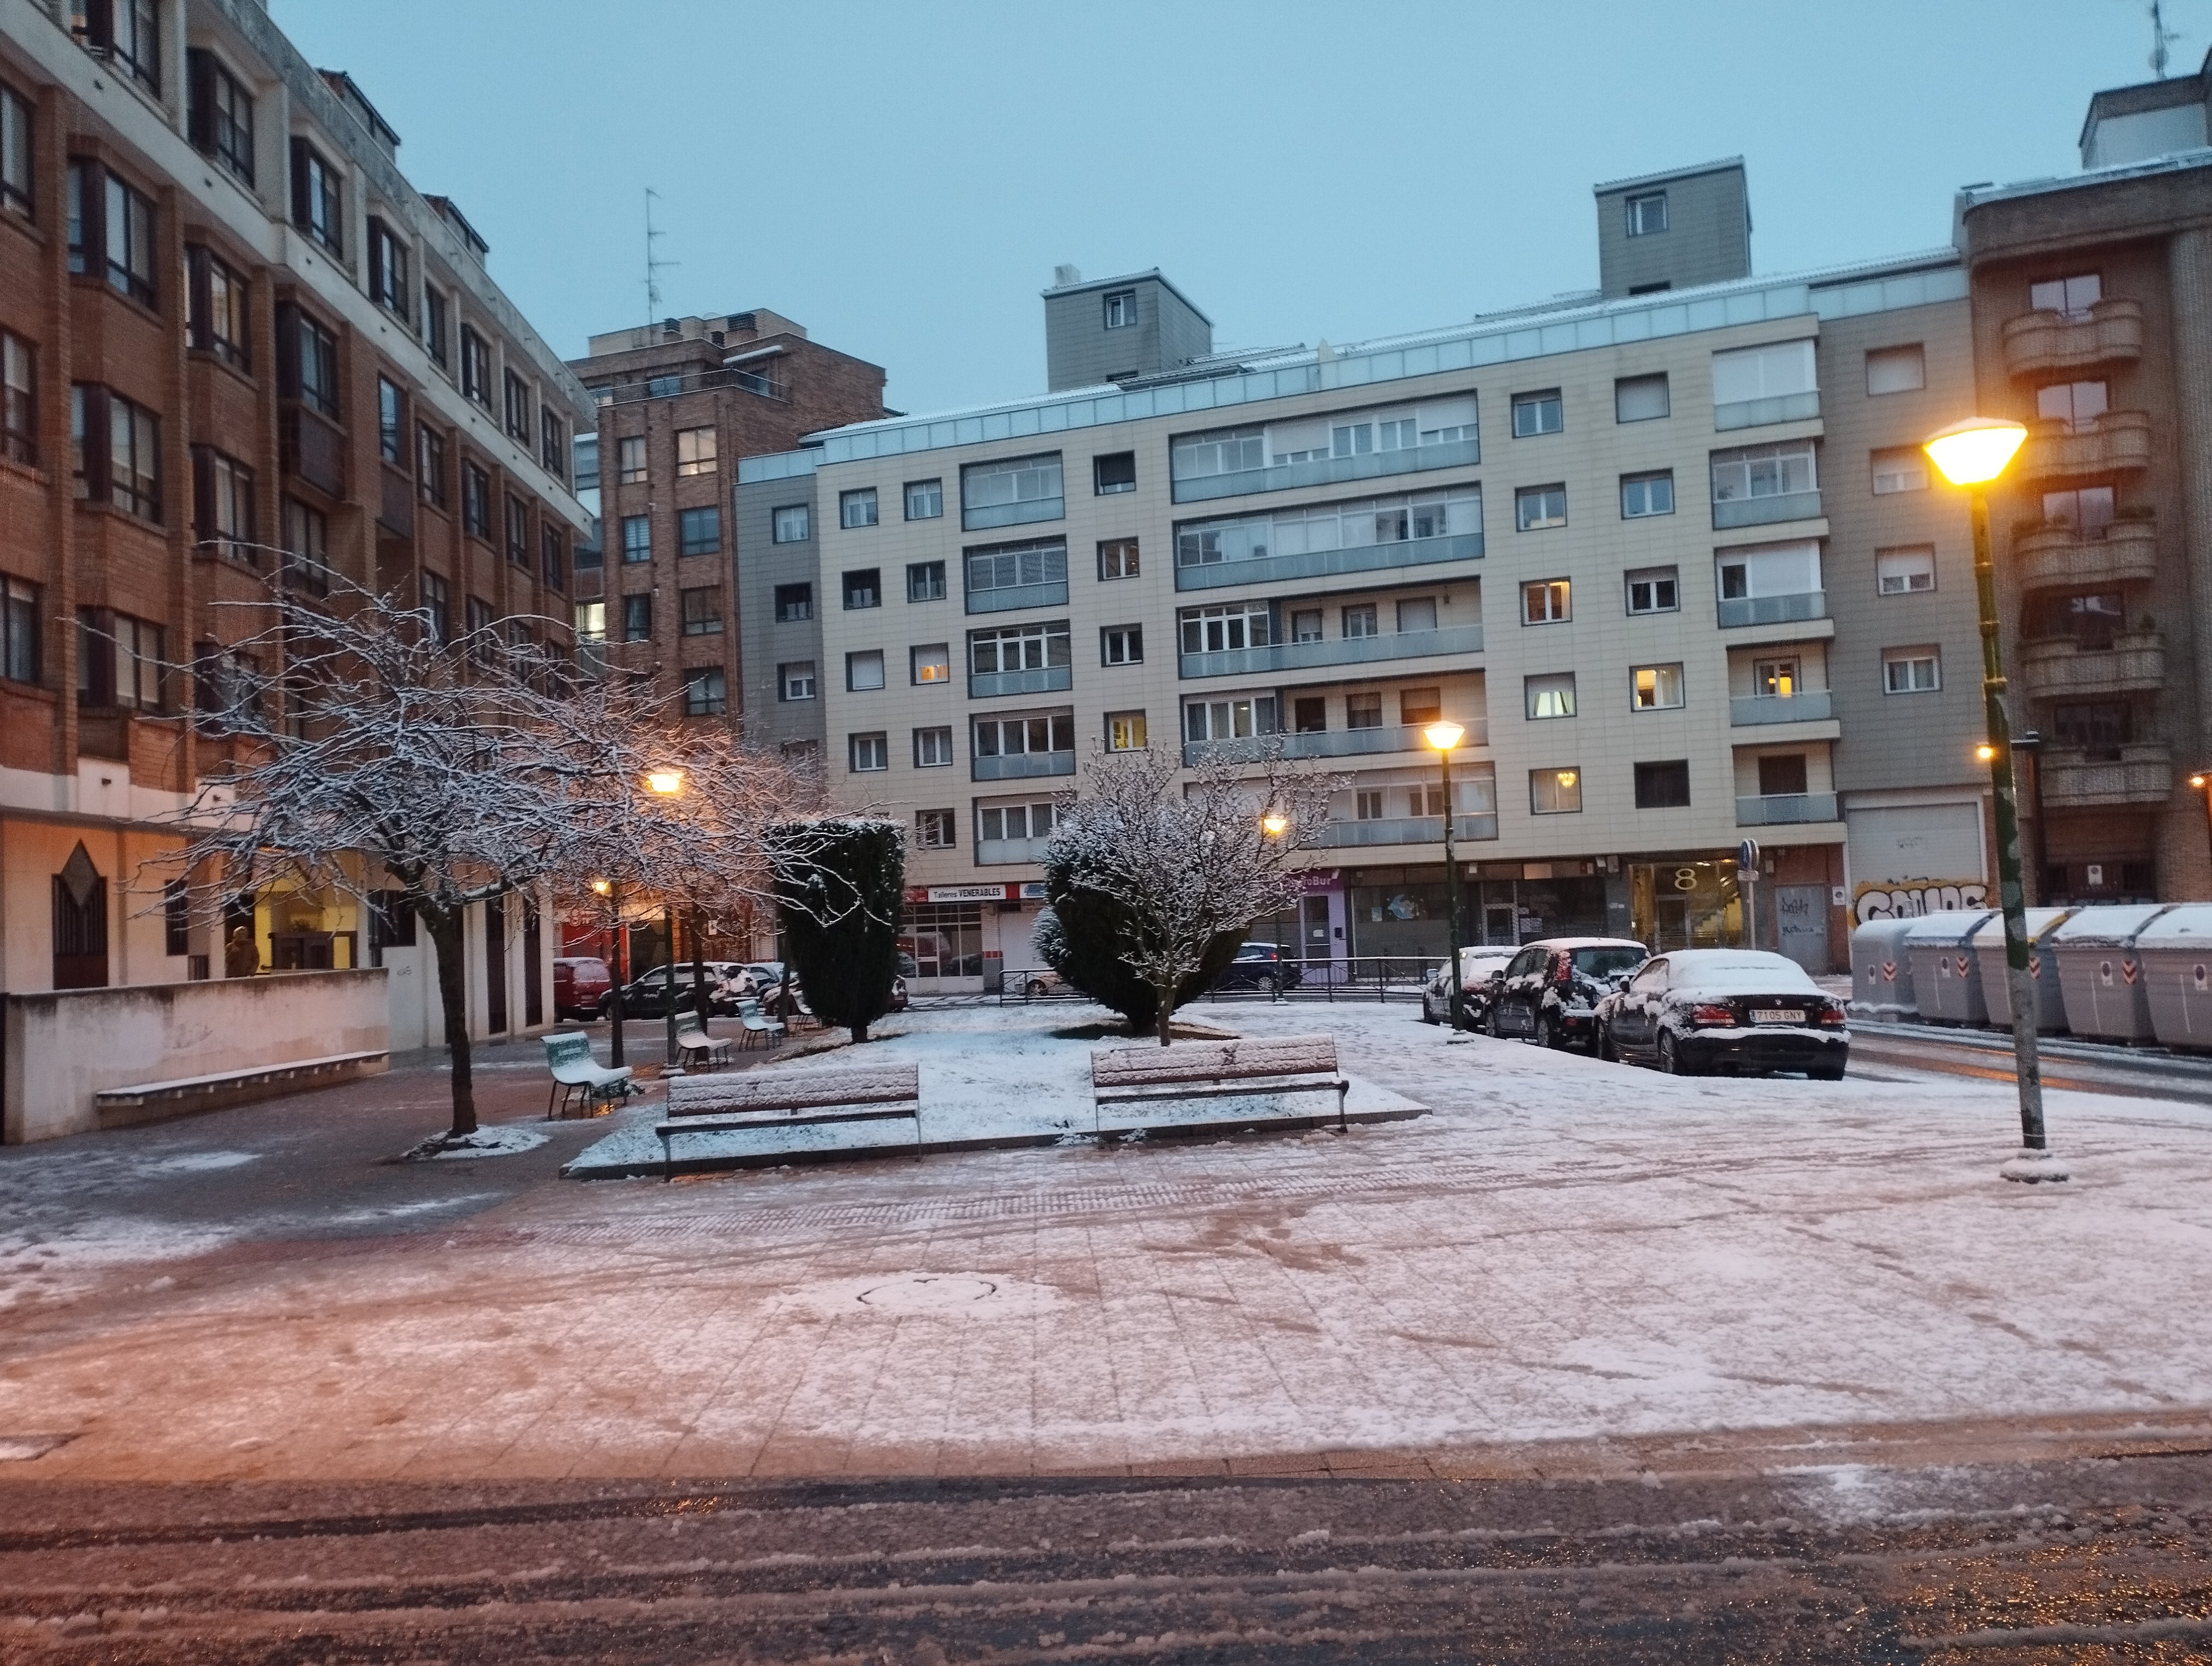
[{"xmin": 1571, "ymin": 947, "xmax": 1645, "ymax": 978}]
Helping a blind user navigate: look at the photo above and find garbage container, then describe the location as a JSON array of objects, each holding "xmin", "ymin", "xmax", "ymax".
[
  {"xmin": 1902, "ymin": 911, "xmax": 1999, "ymax": 1025},
  {"xmin": 1848, "ymin": 915, "xmax": 1923, "ymax": 1022},
  {"xmin": 2138, "ymin": 905, "xmax": 2212, "ymax": 1051},
  {"xmin": 1972, "ymin": 907, "xmax": 2079, "ymax": 1032},
  {"xmin": 2052, "ymin": 902, "xmax": 2178, "ymax": 1041}
]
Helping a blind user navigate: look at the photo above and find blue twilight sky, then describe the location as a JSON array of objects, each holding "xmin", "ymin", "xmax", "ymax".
[{"xmin": 269, "ymin": 0, "xmax": 2206, "ymax": 420}]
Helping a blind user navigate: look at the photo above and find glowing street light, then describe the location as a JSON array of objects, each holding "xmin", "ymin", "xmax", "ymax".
[
  {"xmin": 1424, "ymin": 720, "xmax": 1470, "ymax": 1033},
  {"xmin": 644, "ymin": 767, "xmax": 685, "ymax": 797},
  {"xmin": 1260, "ymin": 810, "xmax": 1290, "ymax": 838},
  {"xmin": 1923, "ymin": 416, "xmax": 2028, "ymax": 488}
]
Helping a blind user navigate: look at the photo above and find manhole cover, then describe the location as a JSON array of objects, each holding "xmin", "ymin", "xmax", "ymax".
[{"xmin": 857, "ymin": 1276, "xmax": 998, "ymax": 1310}]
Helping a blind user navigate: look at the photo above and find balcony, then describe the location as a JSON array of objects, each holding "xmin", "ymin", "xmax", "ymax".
[
  {"xmin": 964, "ymin": 495, "xmax": 1064, "ymax": 533},
  {"xmin": 280, "ymin": 405, "xmax": 345, "ymax": 497},
  {"xmin": 972, "ymin": 750, "xmax": 1075, "ymax": 783},
  {"xmin": 1174, "ymin": 530, "xmax": 1483, "ymax": 593},
  {"xmin": 1712, "ymin": 489, "xmax": 1822, "ymax": 531},
  {"xmin": 976, "ymin": 836, "xmax": 1053, "ymax": 865},
  {"xmin": 1180, "ymin": 623, "xmax": 1484, "ymax": 681},
  {"xmin": 966, "ymin": 579, "xmax": 1069, "ymax": 615},
  {"xmin": 1714, "ymin": 390, "xmax": 1821, "ymax": 432},
  {"xmin": 2040, "ymin": 742, "xmax": 2174, "ymax": 808},
  {"xmin": 1320, "ymin": 812, "xmax": 1499, "ymax": 848},
  {"xmin": 597, "ymin": 366, "xmax": 788, "ymax": 406},
  {"xmin": 1737, "ymin": 792, "xmax": 1838, "ymax": 826},
  {"xmin": 2021, "ymin": 410, "xmax": 2152, "ymax": 482},
  {"xmin": 2002, "ymin": 298, "xmax": 2145, "ymax": 380},
  {"xmin": 1171, "ymin": 436, "xmax": 1480, "ymax": 505},
  {"xmin": 1184, "ymin": 720, "xmax": 1489, "ymax": 768},
  {"xmin": 969, "ymin": 664, "xmax": 1073, "ymax": 700},
  {"xmin": 1717, "ymin": 591, "xmax": 1826, "ymax": 630},
  {"xmin": 2019, "ymin": 632, "xmax": 2165, "ymax": 700},
  {"xmin": 2012, "ymin": 517, "xmax": 2158, "ymax": 592},
  {"xmin": 1730, "ymin": 690, "xmax": 1832, "ymax": 726}
]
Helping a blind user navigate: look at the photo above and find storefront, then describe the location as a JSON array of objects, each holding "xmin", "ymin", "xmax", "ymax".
[{"xmin": 898, "ymin": 882, "xmax": 1046, "ymax": 994}]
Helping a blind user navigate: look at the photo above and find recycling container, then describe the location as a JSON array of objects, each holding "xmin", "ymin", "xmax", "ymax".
[
  {"xmin": 2053, "ymin": 902, "xmax": 2178, "ymax": 1041},
  {"xmin": 1972, "ymin": 907, "xmax": 2079, "ymax": 1032},
  {"xmin": 1848, "ymin": 915, "xmax": 1922, "ymax": 1022},
  {"xmin": 2138, "ymin": 905, "xmax": 2212, "ymax": 1051},
  {"xmin": 1902, "ymin": 911, "xmax": 1999, "ymax": 1024}
]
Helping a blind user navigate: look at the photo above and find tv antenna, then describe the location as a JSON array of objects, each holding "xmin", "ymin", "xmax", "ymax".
[
  {"xmin": 2148, "ymin": 0, "xmax": 2181, "ymax": 76},
  {"xmin": 644, "ymin": 188, "xmax": 678, "ymax": 323}
]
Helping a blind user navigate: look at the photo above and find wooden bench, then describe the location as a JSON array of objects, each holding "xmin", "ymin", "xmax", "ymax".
[
  {"xmin": 544, "ymin": 1031, "xmax": 634, "ymax": 1119},
  {"xmin": 657, "ymin": 1063, "xmax": 921, "ymax": 1179},
  {"xmin": 1090, "ymin": 1035, "xmax": 1348, "ymax": 1133},
  {"xmin": 94, "ymin": 1050, "xmax": 389, "ymax": 1128},
  {"xmin": 672, "ymin": 1013, "xmax": 734, "ymax": 1072}
]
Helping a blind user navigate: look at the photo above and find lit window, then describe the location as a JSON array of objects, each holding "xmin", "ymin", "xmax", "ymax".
[
  {"xmin": 911, "ymin": 643, "xmax": 951, "ymax": 684},
  {"xmin": 1525, "ymin": 673, "xmax": 1576, "ymax": 719},
  {"xmin": 1107, "ymin": 710, "xmax": 1147, "ymax": 751},
  {"xmin": 1522, "ymin": 579, "xmax": 1570, "ymax": 624},
  {"xmin": 1632, "ymin": 664, "xmax": 1684, "ymax": 709},
  {"xmin": 1530, "ymin": 767, "xmax": 1582, "ymax": 815}
]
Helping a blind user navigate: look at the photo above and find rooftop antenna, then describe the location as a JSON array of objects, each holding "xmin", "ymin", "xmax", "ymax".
[
  {"xmin": 2149, "ymin": 0, "xmax": 2181, "ymax": 76},
  {"xmin": 644, "ymin": 187, "xmax": 678, "ymax": 325}
]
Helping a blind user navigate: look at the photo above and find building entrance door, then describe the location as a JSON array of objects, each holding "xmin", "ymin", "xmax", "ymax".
[
  {"xmin": 1482, "ymin": 902, "xmax": 1516, "ymax": 946},
  {"xmin": 1301, "ymin": 896, "xmax": 1332, "ymax": 975},
  {"xmin": 1775, "ymin": 885, "xmax": 1829, "ymax": 973}
]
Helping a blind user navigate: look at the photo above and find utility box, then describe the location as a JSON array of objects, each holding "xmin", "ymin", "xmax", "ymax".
[
  {"xmin": 1972, "ymin": 907, "xmax": 2079, "ymax": 1032},
  {"xmin": 2138, "ymin": 905, "xmax": 2212, "ymax": 1050},
  {"xmin": 2052, "ymin": 902, "xmax": 2177, "ymax": 1041},
  {"xmin": 1903, "ymin": 911, "xmax": 1999, "ymax": 1025},
  {"xmin": 1848, "ymin": 915, "xmax": 1922, "ymax": 1022}
]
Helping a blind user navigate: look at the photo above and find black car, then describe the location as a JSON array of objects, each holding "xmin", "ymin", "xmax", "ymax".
[
  {"xmin": 596, "ymin": 963, "xmax": 750, "ymax": 1020},
  {"xmin": 1486, "ymin": 937, "xmax": 1649, "ymax": 1050},
  {"xmin": 1209, "ymin": 941, "xmax": 1304, "ymax": 995},
  {"xmin": 1597, "ymin": 949, "xmax": 1848, "ymax": 1078}
]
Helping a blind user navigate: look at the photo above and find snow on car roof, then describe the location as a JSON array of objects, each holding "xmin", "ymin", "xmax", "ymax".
[{"xmin": 1525, "ymin": 937, "xmax": 1647, "ymax": 950}]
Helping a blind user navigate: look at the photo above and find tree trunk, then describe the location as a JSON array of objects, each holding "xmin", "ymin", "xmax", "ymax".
[
  {"xmin": 851, "ymin": 1019, "xmax": 870, "ymax": 1045},
  {"xmin": 428, "ymin": 911, "xmax": 477, "ymax": 1138},
  {"xmin": 1154, "ymin": 979, "xmax": 1175, "ymax": 1047}
]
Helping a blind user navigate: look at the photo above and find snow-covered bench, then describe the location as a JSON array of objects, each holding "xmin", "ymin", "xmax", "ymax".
[
  {"xmin": 1090, "ymin": 1035, "xmax": 1349, "ymax": 1132},
  {"xmin": 655, "ymin": 1063, "xmax": 921, "ymax": 1180},
  {"xmin": 93, "ymin": 1049, "xmax": 389, "ymax": 1126}
]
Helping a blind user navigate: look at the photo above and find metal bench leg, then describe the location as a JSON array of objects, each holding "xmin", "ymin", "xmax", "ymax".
[{"xmin": 1336, "ymin": 1079, "xmax": 1349, "ymax": 1132}]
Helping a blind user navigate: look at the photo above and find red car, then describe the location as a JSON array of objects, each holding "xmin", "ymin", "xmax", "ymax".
[{"xmin": 552, "ymin": 956, "xmax": 613, "ymax": 1021}]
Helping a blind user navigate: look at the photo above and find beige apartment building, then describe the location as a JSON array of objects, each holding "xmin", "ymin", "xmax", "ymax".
[{"xmin": 756, "ymin": 165, "xmax": 1994, "ymax": 991}]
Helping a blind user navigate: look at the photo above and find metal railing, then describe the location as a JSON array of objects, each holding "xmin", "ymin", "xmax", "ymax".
[
  {"xmin": 595, "ymin": 366, "xmax": 788, "ymax": 406},
  {"xmin": 1715, "ymin": 591, "xmax": 1825, "ymax": 629},
  {"xmin": 1171, "ymin": 437, "xmax": 1481, "ymax": 504},
  {"xmin": 1180, "ymin": 623, "xmax": 1484, "ymax": 680},
  {"xmin": 998, "ymin": 955, "xmax": 1446, "ymax": 1007},
  {"xmin": 1173, "ymin": 529, "xmax": 1483, "ymax": 592},
  {"xmin": 1184, "ymin": 720, "xmax": 1490, "ymax": 767},
  {"xmin": 1729, "ymin": 690, "xmax": 1832, "ymax": 725},
  {"xmin": 1712, "ymin": 489, "xmax": 1822, "ymax": 530}
]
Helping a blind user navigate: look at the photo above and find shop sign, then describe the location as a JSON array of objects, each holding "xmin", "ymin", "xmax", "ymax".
[
  {"xmin": 1296, "ymin": 870, "xmax": 1341, "ymax": 894},
  {"xmin": 1019, "ymin": 882, "xmax": 1047, "ymax": 900},
  {"xmin": 927, "ymin": 883, "xmax": 1016, "ymax": 904}
]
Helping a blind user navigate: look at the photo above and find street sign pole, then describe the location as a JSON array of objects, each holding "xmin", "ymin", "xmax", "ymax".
[{"xmin": 1737, "ymin": 837, "xmax": 1760, "ymax": 950}]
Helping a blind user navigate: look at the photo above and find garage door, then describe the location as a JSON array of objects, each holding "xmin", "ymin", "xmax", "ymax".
[{"xmin": 1846, "ymin": 802, "xmax": 1988, "ymax": 921}]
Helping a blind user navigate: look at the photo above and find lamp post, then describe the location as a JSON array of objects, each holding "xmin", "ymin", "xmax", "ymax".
[
  {"xmin": 1924, "ymin": 416, "xmax": 2066, "ymax": 1183},
  {"xmin": 1261, "ymin": 810, "xmax": 1291, "ymax": 999},
  {"xmin": 591, "ymin": 877, "xmax": 627, "ymax": 1067},
  {"xmin": 645, "ymin": 767, "xmax": 685, "ymax": 1069},
  {"xmin": 2189, "ymin": 772, "xmax": 2212, "ymax": 881},
  {"xmin": 1424, "ymin": 720, "xmax": 1469, "ymax": 1029}
]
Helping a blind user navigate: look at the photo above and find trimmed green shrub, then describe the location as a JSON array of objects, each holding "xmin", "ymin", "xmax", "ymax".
[{"xmin": 770, "ymin": 817, "xmax": 904, "ymax": 1043}]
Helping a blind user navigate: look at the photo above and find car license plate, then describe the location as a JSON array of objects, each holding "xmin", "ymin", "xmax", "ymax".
[{"xmin": 1750, "ymin": 1009, "xmax": 1805, "ymax": 1024}]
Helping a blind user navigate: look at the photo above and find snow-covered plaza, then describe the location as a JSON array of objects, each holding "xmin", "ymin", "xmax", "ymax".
[{"xmin": 3, "ymin": 997, "xmax": 2209, "ymax": 1486}]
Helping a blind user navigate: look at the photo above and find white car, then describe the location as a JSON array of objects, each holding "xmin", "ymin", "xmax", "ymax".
[{"xmin": 1420, "ymin": 947, "xmax": 1517, "ymax": 1026}]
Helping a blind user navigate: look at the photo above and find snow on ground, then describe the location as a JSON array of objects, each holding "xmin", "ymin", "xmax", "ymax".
[{"xmin": 404, "ymin": 1125, "xmax": 551, "ymax": 1160}]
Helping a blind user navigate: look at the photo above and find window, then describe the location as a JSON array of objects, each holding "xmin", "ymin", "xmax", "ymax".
[
  {"xmin": 902, "ymin": 478, "xmax": 944, "ymax": 520},
  {"xmin": 1712, "ymin": 339, "xmax": 1817, "ymax": 424},
  {"xmin": 2052, "ymin": 700, "xmax": 2129, "ymax": 759},
  {"xmin": 1620, "ymin": 470, "xmax": 1674, "ymax": 518},
  {"xmin": 1866, "ymin": 345, "xmax": 1926, "ymax": 395},
  {"xmin": 466, "ymin": 595, "xmax": 496, "ymax": 648},
  {"xmin": 418, "ymin": 571, "xmax": 449, "ymax": 644},
  {"xmin": 911, "ymin": 643, "xmax": 951, "ymax": 684},
  {"xmin": 416, "ymin": 425, "xmax": 446, "ymax": 507},
  {"xmin": 291, "ymin": 140, "xmax": 342, "ymax": 255},
  {"xmin": 192, "ymin": 447, "xmax": 254, "ymax": 562},
  {"xmin": 1107, "ymin": 710, "xmax": 1147, "ymax": 751},
  {"xmin": 1101, "ymin": 624, "xmax": 1142, "ymax": 665},
  {"xmin": 684, "ymin": 669, "xmax": 726, "ymax": 717},
  {"xmin": 377, "ymin": 377, "xmax": 404, "ymax": 466},
  {"xmin": 680, "ymin": 587, "xmax": 722, "ymax": 636},
  {"xmin": 849, "ymin": 732, "xmax": 889, "ymax": 772},
  {"xmin": 462, "ymin": 463, "xmax": 491, "ymax": 539},
  {"xmin": 542, "ymin": 524, "xmax": 565, "ymax": 589},
  {"xmin": 1615, "ymin": 373, "xmax": 1670, "ymax": 423},
  {"xmin": 1522, "ymin": 579, "xmax": 1570, "ymax": 624},
  {"xmin": 779, "ymin": 661, "xmax": 815, "ymax": 700},
  {"xmin": 78, "ymin": 610, "xmax": 164, "ymax": 710},
  {"xmin": 845, "ymin": 650, "xmax": 885, "ymax": 691},
  {"xmin": 916, "ymin": 808, "xmax": 956, "ymax": 848},
  {"xmin": 774, "ymin": 582, "xmax": 813, "ymax": 621},
  {"xmin": 1632, "ymin": 663, "xmax": 1684, "ymax": 710},
  {"xmin": 571, "ymin": 598, "xmax": 601, "ymax": 645},
  {"xmin": 904, "ymin": 560, "xmax": 947, "ymax": 603},
  {"xmin": 1530, "ymin": 767, "xmax": 1582, "ymax": 815},
  {"xmin": 1876, "ymin": 546, "xmax": 1937, "ymax": 594},
  {"xmin": 966, "ymin": 538, "xmax": 1067, "ymax": 605},
  {"xmin": 915, "ymin": 726, "xmax": 954, "ymax": 766},
  {"xmin": 977, "ymin": 799, "xmax": 1061, "ymax": 847},
  {"xmin": 1711, "ymin": 440, "xmax": 1816, "ymax": 507},
  {"xmin": 619, "ymin": 514, "xmax": 650, "ymax": 563},
  {"xmin": 1399, "ymin": 687, "xmax": 1441, "ymax": 726},
  {"xmin": 2030, "ymin": 273, "xmax": 2101, "ymax": 321},
  {"xmin": 72, "ymin": 386, "xmax": 161, "ymax": 521},
  {"xmin": 678, "ymin": 506, "xmax": 720, "ymax": 556},
  {"xmin": 622, "ymin": 594, "xmax": 652, "ymax": 642},
  {"xmin": 1716, "ymin": 541, "xmax": 1821, "ymax": 605},
  {"xmin": 1094, "ymin": 451, "xmax": 1136, "ymax": 494},
  {"xmin": 961, "ymin": 452, "xmax": 1063, "ymax": 529},
  {"xmin": 502, "ymin": 370, "xmax": 530, "ymax": 443},
  {"xmin": 1525, "ymin": 673, "xmax": 1576, "ymax": 719},
  {"xmin": 1625, "ymin": 566, "xmax": 1679, "ymax": 614},
  {"xmin": 3, "ymin": 574, "xmax": 41, "ymax": 683},
  {"xmin": 1870, "ymin": 446, "xmax": 1929, "ymax": 494},
  {"xmin": 460, "ymin": 327, "xmax": 491, "ymax": 406},
  {"xmin": 1355, "ymin": 790, "xmax": 1385, "ymax": 821},
  {"xmin": 1396, "ymin": 597, "xmax": 1437, "ymax": 633},
  {"xmin": 2042, "ymin": 486, "xmax": 2117, "ymax": 533},
  {"xmin": 1625, "ymin": 191, "xmax": 1668, "ymax": 235},
  {"xmin": 613, "ymin": 434, "xmax": 647, "ymax": 486},
  {"xmin": 279, "ymin": 497, "xmax": 329, "ymax": 594},
  {"xmin": 1754, "ymin": 658, "xmax": 1799, "ymax": 699},
  {"xmin": 540, "ymin": 408, "xmax": 565, "ymax": 478},
  {"xmin": 2036, "ymin": 380, "xmax": 2108, "ymax": 433},
  {"xmin": 1103, "ymin": 289, "xmax": 1136, "ymax": 328},
  {"xmin": 422, "ymin": 287, "xmax": 449, "ymax": 368},
  {"xmin": 1098, "ymin": 537, "xmax": 1139, "ymax": 579},
  {"xmin": 1178, "ymin": 601, "xmax": 1272, "ymax": 655},
  {"xmin": 368, "ymin": 220, "xmax": 409, "ymax": 318},
  {"xmin": 969, "ymin": 620, "xmax": 1072, "ymax": 678},
  {"xmin": 1290, "ymin": 608, "xmax": 1323, "ymax": 643},
  {"xmin": 675, "ymin": 426, "xmax": 717, "ymax": 477},
  {"xmin": 1516, "ymin": 484, "xmax": 1566, "ymax": 529},
  {"xmin": 1883, "ymin": 648, "xmax": 1940, "ymax": 694},
  {"xmin": 843, "ymin": 568, "xmax": 880, "ymax": 609},
  {"xmin": 1182, "ymin": 694, "xmax": 1278, "ymax": 742},
  {"xmin": 840, "ymin": 486, "xmax": 878, "ymax": 528},
  {"xmin": 1, "ymin": 82, "xmax": 33, "ymax": 220},
  {"xmin": 74, "ymin": 165, "xmax": 157, "ymax": 306},
  {"xmin": 1287, "ymin": 697, "xmax": 1324, "ymax": 734},
  {"xmin": 2, "ymin": 330, "xmax": 34, "ymax": 465},
  {"xmin": 772, "ymin": 502, "xmax": 810, "ymax": 542},
  {"xmin": 1342, "ymin": 603, "xmax": 1377, "ymax": 638},
  {"xmin": 1758, "ymin": 753, "xmax": 1809, "ymax": 797},
  {"xmin": 1510, "ymin": 389, "xmax": 1563, "ymax": 438},
  {"xmin": 185, "ymin": 248, "xmax": 249, "ymax": 368},
  {"xmin": 1634, "ymin": 760, "xmax": 1691, "ymax": 809},
  {"xmin": 1345, "ymin": 692, "xmax": 1382, "ymax": 730}
]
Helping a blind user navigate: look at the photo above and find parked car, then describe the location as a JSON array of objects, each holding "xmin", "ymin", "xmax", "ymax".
[
  {"xmin": 552, "ymin": 956, "xmax": 612, "ymax": 1021},
  {"xmin": 1486, "ymin": 938, "xmax": 1650, "ymax": 1050},
  {"xmin": 1019, "ymin": 967, "xmax": 1066, "ymax": 998},
  {"xmin": 1595, "ymin": 949, "xmax": 1848, "ymax": 1078},
  {"xmin": 597, "ymin": 963, "xmax": 753, "ymax": 1020},
  {"xmin": 1209, "ymin": 941, "xmax": 1304, "ymax": 995},
  {"xmin": 1421, "ymin": 947, "xmax": 1517, "ymax": 1026}
]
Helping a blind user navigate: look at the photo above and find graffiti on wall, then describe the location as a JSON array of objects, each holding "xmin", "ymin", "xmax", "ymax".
[{"xmin": 1853, "ymin": 878, "xmax": 1990, "ymax": 923}]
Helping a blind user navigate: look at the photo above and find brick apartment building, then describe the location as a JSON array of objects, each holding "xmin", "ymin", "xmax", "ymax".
[{"xmin": 0, "ymin": 0, "xmax": 588, "ymax": 1042}]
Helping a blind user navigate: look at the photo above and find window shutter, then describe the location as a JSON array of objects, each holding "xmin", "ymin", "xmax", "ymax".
[
  {"xmin": 185, "ymin": 49, "xmax": 215, "ymax": 151},
  {"xmin": 273, "ymin": 300, "xmax": 299, "ymax": 399},
  {"xmin": 288, "ymin": 137, "xmax": 311, "ymax": 229},
  {"xmin": 190, "ymin": 445, "xmax": 213, "ymax": 548}
]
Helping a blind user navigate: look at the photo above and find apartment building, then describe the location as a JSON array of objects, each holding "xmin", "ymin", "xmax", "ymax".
[
  {"xmin": 1957, "ymin": 47, "xmax": 2212, "ymax": 904},
  {"xmin": 565, "ymin": 310, "xmax": 886, "ymax": 727},
  {"xmin": 0, "ymin": 0, "xmax": 588, "ymax": 1046},
  {"xmin": 776, "ymin": 166, "xmax": 1991, "ymax": 992}
]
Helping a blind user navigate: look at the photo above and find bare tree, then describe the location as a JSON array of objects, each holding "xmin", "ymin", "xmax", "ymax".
[{"xmin": 1046, "ymin": 746, "xmax": 1338, "ymax": 1046}]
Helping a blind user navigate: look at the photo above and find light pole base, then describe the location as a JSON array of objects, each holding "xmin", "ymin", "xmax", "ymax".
[{"xmin": 1999, "ymin": 1147, "xmax": 2070, "ymax": 1184}]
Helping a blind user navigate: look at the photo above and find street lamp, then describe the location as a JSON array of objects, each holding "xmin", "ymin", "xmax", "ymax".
[
  {"xmin": 1423, "ymin": 720, "xmax": 1468, "ymax": 1030},
  {"xmin": 590, "ymin": 876, "xmax": 630, "ymax": 1067},
  {"xmin": 645, "ymin": 767, "xmax": 685, "ymax": 796},
  {"xmin": 2189, "ymin": 773, "xmax": 2212, "ymax": 880},
  {"xmin": 641, "ymin": 768, "xmax": 687, "ymax": 1068},
  {"xmin": 1923, "ymin": 416, "xmax": 2066, "ymax": 1183}
]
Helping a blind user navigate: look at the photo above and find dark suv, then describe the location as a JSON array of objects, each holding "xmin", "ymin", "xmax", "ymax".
[
  {"xmin": 1209, "ymin": 941, "xmax": 1303, "ymax": 995},
  {"xmin": 1486, "ymin": 938, "xmax": 1649, "ymax": 1050}
]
